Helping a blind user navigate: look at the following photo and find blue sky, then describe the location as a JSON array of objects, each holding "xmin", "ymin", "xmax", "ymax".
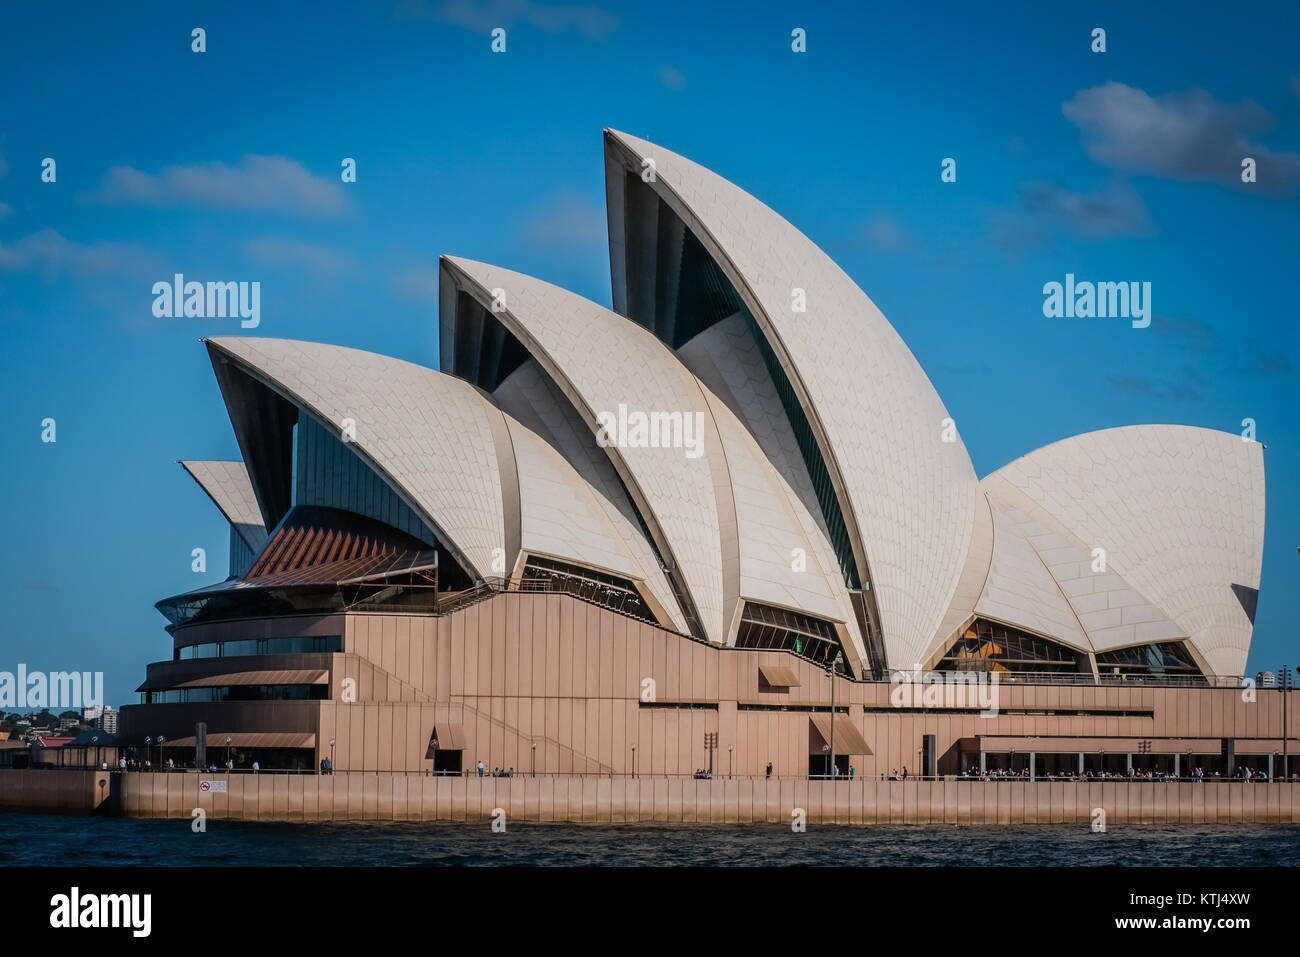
[{"xmin": 1, "ymin": 1, "xmax": 1297, "ymax": 705}]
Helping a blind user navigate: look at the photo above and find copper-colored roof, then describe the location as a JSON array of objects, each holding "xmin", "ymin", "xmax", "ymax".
[
  {"xmin": 245, "ymin": 506, "xmax": 436, "ymax": 586},
  {"xmin": 809, "ymin": 713, "xmax": 872, "ymax": 755}
]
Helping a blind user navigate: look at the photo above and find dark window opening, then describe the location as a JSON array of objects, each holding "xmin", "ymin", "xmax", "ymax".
[{"xmin": 937, "ymin": 619, "xmax": 1091, "ymax": 675}]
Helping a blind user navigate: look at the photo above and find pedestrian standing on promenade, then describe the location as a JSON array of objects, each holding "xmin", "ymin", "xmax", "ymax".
[
  {"xmin": 765, "ymin": 762, "xmax": 772, "ymax": 779},
  {"xmin": 477, "ymin": 760, "xmax": 485, "ymax": 777},
  {"xmin": 252, "ymin": 760, "xmax": 260, "ymax": 774}
]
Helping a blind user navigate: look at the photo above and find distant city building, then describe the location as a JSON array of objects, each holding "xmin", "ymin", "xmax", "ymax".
[
  {"xmin": 81, "ymin": 705, "xmax": 119, "ymax": 733},
  {"xmin": 121, "ymin": 131, "xmax": 1279, "ymax": 781}
]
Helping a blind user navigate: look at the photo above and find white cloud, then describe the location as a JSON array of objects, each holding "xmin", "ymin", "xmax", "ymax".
[
  {"xmin": 523, "ymin": 192, "xmax": 606, "ymax": 247},
  {"xmin": 657, "ymin": 65, "xmax": 687, "ymax": 91},
  {"xmin": 991, "ymin": 179, "xmax": 1153, "ymax": 249},
  {"xmin": 83, "ymin": 155, "xmax": 348, "ymax": 215},
  {"xmin": 245, "ymin": 237, "xmax": 356, "ymax": 274},
  {"xmin": 392, "ymin": 264, "xmax": 438, "ymax": 302},
  {"xmin": 1063, "ymin": 82, "xmax": 1300, "ymax": 196},
  {"xmin": 861, "ymin": 213, "xmax": 911, "ymax": 250},
  {"xmin": 0, "ymin": 228, "xmax": 163, "ymax": 279}
]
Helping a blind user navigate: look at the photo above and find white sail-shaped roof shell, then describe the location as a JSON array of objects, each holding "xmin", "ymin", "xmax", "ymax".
[
  {"xmin": 603, "ymin": 129, "xmax": 979, "ymax": 671},
  {"xmin": 204, "ymin": 337, "xmax": 685, "ymax": 630},
  {"xmin": 927, "ymin": 426, "xmax": 1265, "ymax": 678},
  {"xmin": 984, "ymin": 426, "xmax": 1265, "ymax": 677},
  {"xmin": 179, "ymin": 459, "xmax": 269, "ymax": 552},
  {"xmin": 440, "ymin": 257, "xmax": 865, "ymax": 668}
]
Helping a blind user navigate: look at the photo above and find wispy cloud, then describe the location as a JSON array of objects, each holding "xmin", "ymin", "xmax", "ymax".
[
  {"xmin": 0, "ymin": 202, "xmax": 12, "ymax": 221},
  {"xmin": 0, "ymin": 228, "xmax": 163, "ymax": 280},
  {"xmin": 1063, "ymin": 82, "xmax": 1300, "ymax": 196},
  {"xmin": 245, "ymin": 237, "xmax": 356, "ymax": 275},
  {"xmin": 991, "ymin": 179, "xmax": 1152, "ymax": 249},
  {"xmin": 396, "ymin": 0, "xmax": 617, "ymax": 39},
  {"xmin": 82, "ymin": 155, "xmax": 347, "ymax": 215},
  {"xmin": 1152, "ymin": 312, "xmax": 1292, "ymax": 378},
  {"xmin": 1106, "ymin": 368, "xmax": 1205, "ymax": 402},
  {"xmin": 523, "ymin": 191, "xmax": 606, "ymax": 248},
  {"xmin": 392, "ymin": 264, "xmax": 438, "ymax": 302},
  {"xmin": 860, "ymin": 213, "xmax": 912, "ymax": 250},
  {"xmin": 657, "ymin": 65, "xmax": 687, "ymax": 91}
]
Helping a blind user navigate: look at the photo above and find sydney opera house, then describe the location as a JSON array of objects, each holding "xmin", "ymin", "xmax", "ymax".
[{"xmin": 120, "ymin": 130, "xmax": 1283, "ymax": 782}]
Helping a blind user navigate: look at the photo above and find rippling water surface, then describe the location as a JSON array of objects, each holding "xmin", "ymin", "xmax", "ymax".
[{"xmin": 2, "ymin": 814, "xmax": 1298, "ymax": 866}]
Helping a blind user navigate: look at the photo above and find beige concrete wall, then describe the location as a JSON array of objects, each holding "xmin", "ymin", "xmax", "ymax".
[
  {"xmin": 123, "ymin": 593, "xmax": 1299, "ymax": 780},
  {"xmin": 0, "ymin": 769, "xmax": 112, "ymax": 812},
  {"xmin": 100, "ymin": 771, "xmax": 1300, "ymax": 825}
]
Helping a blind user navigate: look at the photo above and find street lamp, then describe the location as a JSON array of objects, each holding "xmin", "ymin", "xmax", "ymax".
[
  {"xmin": 158, "ymin": 735, "xmax": 165, "ymax": 770},
  {"xmin": 329, "ymin": 737, "xmax": 336, "ymax": 774},
  {"xmin": 630, "ymin": 743, "xmax": 636, "ymax": 780},
  {"xmin": 144, "ymin": 736, "xmax": 151, "ymax": 771},
  {"xmin": 91, "ymin": 735, "xmax": 99, "ymax": 770},
  {"xmin": 827, "ymin": 651, "xmax": 843, "ymax": 779},
  {"xmin": 1280, "ymin": 666, "xmax": 1293, "ymax": 783},
  {"xmin": 531, "ymin": 741, "xmax": 536, "ymax": 777},
  {"xmin": 225, "ymin": 736, "xmax": 232, "ymax": 772},
  {"xmin": 728, "ymin": 744, "xmax": 733, "ymax": 780}
]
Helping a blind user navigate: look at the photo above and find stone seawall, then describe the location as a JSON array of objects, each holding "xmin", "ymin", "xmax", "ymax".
[
  {"xmin": 4, "ymin": 771, "xmax": 1298, "ymax": 825},
  {"xmin": 0, "ymin": 769, "xmax": 113, "ymax": 813}
]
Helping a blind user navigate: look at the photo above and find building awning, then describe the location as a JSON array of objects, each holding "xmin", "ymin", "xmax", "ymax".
[
  {"xmin": 809, "ymin": 714, "xmax": 872, "ymax": 755},
  {"xmin": 426, "ymin": 724, "xmax": 467, "ymax": 757},
  {"xmin": 137, "ymin": 670, "xmax": 328, "ymax": 692},
  {"xmin": 759, "ymin": 664, "xmax": 800, "ymax": 688},
  {"xmin": 972, "ymin": 736, "xmax": 1288, "ymax": 756},
  {"xmin": 176, "ymin": 670, "xmax": 328, "ymax": 688},
  {"xmin": 160, "ymin": 733, "xmax": 316, "ymax": 749}
]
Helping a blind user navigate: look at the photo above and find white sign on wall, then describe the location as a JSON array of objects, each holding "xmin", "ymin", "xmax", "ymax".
[{"xmin": 199, "ymin": 780, "xmax": 228, "ymax": 793}]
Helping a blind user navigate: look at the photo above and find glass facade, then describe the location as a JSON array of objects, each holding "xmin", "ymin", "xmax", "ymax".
[
  {"xmin": 294, "ymin": 415, "xmax": 436, "ymax": 548},
  {"xmin": 520, "ymin": 556, "xmax": 658, "ymax": 624},
  {"xmin": 1096, "ymin": 641, "xmax": 1204, "ymax": 682},
  {"xmin": 938, "ymin": 619, "xmax": 1090, "ymax": 674},
  {"xmin": 177, "ymin": 634, "xmax": 342, "ymax": 660},
  {"xmin": 144, "ymin": 683, "xmax": 327, "ymax": 704},
  {"xmin": 229, "ymin": 526, "xmax": 256, "ymax": 579},
  {"xmin": 734, "ymin": 601, "xmax": 848, "ymax": 669}
]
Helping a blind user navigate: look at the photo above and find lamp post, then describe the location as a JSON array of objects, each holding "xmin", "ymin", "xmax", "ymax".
[
  {"xmin": 1281, "ymin": 666, "xmax": 1293, "ymax": 783},
  {"xmin": 329, "ymin": 737, "xmax": 336, "ymax": 774},
  {"xmin": 531, "ymin": 741, "xmax": 536, "ymax": 777},
  {"xmin": 225, "ymin": 736, "xmax": 232, "ymax": 772},
  {"xmin": 828, "ymin": 651, "xmax": 842, "ymax": 779},
  {"xmin": 631, "ymin": 743, "xmax": 636, "ymax": 780},
  {"xmin": 728, "ymin": 744, "xmax": 733, "ymax": 780},
  {"xmin": 144, "ymin": 736, "xmax": 151, "ymax": 772},
  {"xmin": 91, "ymin": 735, "xmax": 99, "ymax": 770},
  {"xmin": 158, "ymin": 735, "xmax": 165, "ymax": 770}
]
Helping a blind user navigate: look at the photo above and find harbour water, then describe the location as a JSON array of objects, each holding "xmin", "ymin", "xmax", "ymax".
[{"xmin": 2, "ymin": 814, "xmax": 1297, "ymax": 866}]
